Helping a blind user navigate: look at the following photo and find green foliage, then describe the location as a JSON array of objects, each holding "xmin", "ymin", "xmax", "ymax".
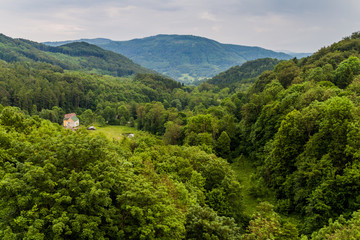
[
  {"xmin": 39, "ymin": 106, "xmax": 65, "ymax": 124},
  {"xmin": 134, "ymin": 73, "xmax": 182, "ymax": 92},
  {"xmin": 185, "ymin": 114, "xmax": 217, "ymax": 136},
  {"xmin": 183, "ymin": 114, "xmax": 220, "ymax": 151},
  {"xmin": 163, "ymin": 121, "xmax": 183, "ymax": 145},
  {"xmin": 266, "ymin": 109, "xmax": 308, "ymax": 190},
  {"xmin": 0, "ymin": 106, "xmax": 27, "ymax": 132},
  {"xmin": 301, "ymin": 33, "xmax": 360, "ymax": 70},
  {"xmin": 79, "ymin": 109, "xmax": 96, "ymax": 126},
  {"xmin": 0, "ymin": 60, "xmax": 189, "ymax": 125},
  {"xmin": 311, "ymin": 210, "xmax": 360, "ymax": 239},
  {"xmin": 0, "ymin": 106, "xmax": 246, "ymax": 238},
  {"xmin": 0, "ymin": 109, "xmax": 182, "ymax": 238},
  {"xmin": 0, "ymin": 61, "xmax": 140, "ymax": 113},
  {"xmin": 207, "ymin": 58, "xmax": 281, "ymax": 89},
  {"xmin": 233, "ymin": 35, "xmax": 360, "ymax": 237},
  {"xmin": 242, "ymin": 202, "xmax": 299, "ymax": 240},
  {"xmin": 5, "ymin": 31, "xmax": 360, "ymax": 239},
  {"xmin": 185, "ymin": 204, "xmax": 241, "ymax": 240},
  {"xmin": 128, "ymin": 142, "xmax": 244, "ymax": 222},
  {"xmin": 343, "ymin": 31, "xmax": 360, "ymax": 40},
  {"xmin": 215, "ymin": 131, "xmax": 231, "ymax": 159},
  {"xmin": 136, "ymin": 102, "xmax": 168, "ymax": 135},
  {"xmin": 0, "ymin": 34, "xmax": 153, "ymax": 78},
  {"xmin": 117, "ymin": 105, "xmax": 130, "ymax": 122},
  {"xmin": 259, "ymin": 96, "xmax": 360, "ymax": 232},
  {"xmin": 333, "ymin": 56, "xmax": 360, "ymax": 88},
  {"xmin": 274, "ymin": 60, "xmax": 301, "ymax": 88}
]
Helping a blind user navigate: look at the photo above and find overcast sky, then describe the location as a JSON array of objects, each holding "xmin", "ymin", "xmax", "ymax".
[{"xmin": 1, "ymin": 0, "xmax": 359, "ymax": 52}]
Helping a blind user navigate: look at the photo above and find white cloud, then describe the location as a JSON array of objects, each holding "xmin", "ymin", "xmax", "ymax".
[
  {"xmin": 212, "ymin": 25, "xmax": 222, "ymax": 32},
  {"xmin": 199, "ymin": 12, "xmax": 218, "ymax": 22},
  {"xmin": 107, "ymin": 5, "xmax": 137, "ymax": 16}
]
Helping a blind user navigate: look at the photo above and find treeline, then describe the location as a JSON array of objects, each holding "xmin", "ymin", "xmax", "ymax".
[
  {"xmin": 0, "ymin": 60, "xmax": 239, "ymax": 156},
  {"xmin": 226, "ymin": 32, "xmax": 360, "ymax": 237},
  {"xmin": 0, "ymin": 33, "xmax": 152, "ymax": 78},
  {"xmin": 0, "ymin": 61, "xmax": 179, "ymax": 118},
  {"xmin": 126, "ymin": 31, "xmax": 360, "ymax": 237},
  {"xmin": 0, "ymin": 60, "xmax": 231, "ymax": 126},
  {"xmin": 207, "ymin": 58, "xmax": 281, "ymax": 89}
]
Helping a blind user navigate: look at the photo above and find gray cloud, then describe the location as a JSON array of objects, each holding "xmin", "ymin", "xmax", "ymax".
[{"xmin": 1, "ymin": 0, "xmax": 359, "ymax": 52}]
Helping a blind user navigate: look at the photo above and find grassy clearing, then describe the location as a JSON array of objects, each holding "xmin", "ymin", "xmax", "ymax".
[
  {"xmin": 231, "ymin": 156, "xmax": 275, "ymax": 217},
  {"xmin": 87, "ymin": 125, "xmax": 143, "ymax": 141},
  {"xmin": 179, "ymin": 73, "xmax": 195, "ymax": 83},
  {"xmin": 232, "ymin": 156, "xmax": 301, "ymax": 228}
]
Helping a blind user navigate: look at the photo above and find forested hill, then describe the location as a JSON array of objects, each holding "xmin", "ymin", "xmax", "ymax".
[
  {"xmin": 232, "ymin": 31, "xmax": 360, "ymax": 236},
  {"xmin": 44, "ymin": 34, "xmax": 293, "ymax": 83},
  {"xmin": 0, "ymin": 33, "xmax": 153, "ymax": 77},
  {"xmin": 206, "ymin": 58, "xmax": 281, "ymax": 89}
]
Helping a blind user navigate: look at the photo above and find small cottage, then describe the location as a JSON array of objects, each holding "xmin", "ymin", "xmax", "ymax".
[{"xmin": 63, "ymin": 113, "xmax": 79, "ymax": 128}]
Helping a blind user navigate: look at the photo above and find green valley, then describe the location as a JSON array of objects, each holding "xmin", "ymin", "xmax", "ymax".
[
  {"xmin": 0, "ymin": 34, "xmax": 153, "ymax": 78},
  {"xmin": 206, "ymin": 58, "xmax": 282, "ymax": 89},
  {"xmin": 1, "ymin": 31, "xmax": 360, "ymax": 239},
  {"xmin": 45, "ymin": 34, "xmax": 295, "ymax": 83}
]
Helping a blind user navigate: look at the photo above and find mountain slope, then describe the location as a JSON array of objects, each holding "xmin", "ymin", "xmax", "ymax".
[
  {"xmin": 45, "ymin": 34, "xmax": 293, "ymax": 83},
  {"xmin": 282, "ymin": 51, "xmax": 312, "ymax": 58},
  {"xmin": 231, "ymin": 32, "xmax": 360, "ymax": 234},
  {"xmin": 206, "ymin": 58, "xmax": 281, "ymax": 88},
  {"xmin": 0, "ymin": 33, "xmax": 153, "ymax": 77}
]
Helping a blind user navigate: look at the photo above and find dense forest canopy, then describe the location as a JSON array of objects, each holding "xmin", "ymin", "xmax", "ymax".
[
  {"xmin": 206, "ymin": 58, "xmax": 281, "ymax": 89},
  {"xmin": 0, "ymin": 33, "xmax": 153, "ymax": 78},
  {"xmin": 0, "ymin": 107, "xmax": 242, "ymax": 239},
  {"xmin": 2, "ymin": 32, "xmax": 360, "ymax": 239}
]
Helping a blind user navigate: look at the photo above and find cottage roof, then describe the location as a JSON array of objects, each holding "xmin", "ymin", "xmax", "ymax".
[
  {"xmin": 70, "ymin": 116, "xmax": 79, "ymax": 122},
  {"xmin": 64, "ymin": 113, "xmax": 77, "ymax": 120}
]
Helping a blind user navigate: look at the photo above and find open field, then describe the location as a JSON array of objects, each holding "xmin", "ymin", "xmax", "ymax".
[
  {"xmin": 87, "ymin": 125, "xmax": 144, "ymax": 141},
  {"xmin": 231, "ymin": 156, "xmax": 275, "ymax": 217},
  {"xmin": 232, "ymin": 156, "xmax": 301, "ymax": 227}
]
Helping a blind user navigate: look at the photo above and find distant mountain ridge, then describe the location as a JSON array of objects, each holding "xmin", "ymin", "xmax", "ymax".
[
  {"xmin": 45, "ymin": 34, "xmax": 301, "ymax": 84},
  {"xmin": 206, "ymin": 58, "xmax": 281, "ymax": 89},
  {"xmin": 280, "ymin": 50, "xmax": 312, "ymax": 59},
  {"xmin": 0, "ymin": 33, "xmax": 154, "ymax": 77}
]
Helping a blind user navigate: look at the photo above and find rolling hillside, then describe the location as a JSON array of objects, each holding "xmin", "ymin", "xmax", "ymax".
[
  {"xmin": 0, "ymin": 33, "xmax": 154, "ymax": 77},
  {"xmin": 45, "ymin": 34, "xmax": 294, "ymax": 83},
  {"xmin": 206, "ymin": 58, "xmax": 281, "ymax": 89}
]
